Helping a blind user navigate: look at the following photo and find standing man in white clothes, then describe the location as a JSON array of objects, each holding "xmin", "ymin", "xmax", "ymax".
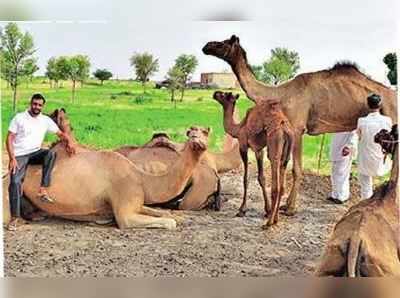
[
  {"xmin": 356, "ymin": 93, "xmax": 392, "ymax": 199},
  {"xmin": 6, "ymin": 93, "xmax": 76, "ymax": 231},
  {"xmin": 327, "ymin": 131, "xmax": 358, "ymax": 204}
]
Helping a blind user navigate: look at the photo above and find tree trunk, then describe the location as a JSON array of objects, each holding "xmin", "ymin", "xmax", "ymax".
[
  {"xmin": 180, "ymin": 87, "xmax": 185, "ymax": 101},
  {"xmin": 72, "ymin": 80, "xmax": 76, "ymax": 103},
  {"xmin": 101, "ymin": 80, "xmax": 104, "ymax": 86},
  {"xmin": 170, "ymin": 88, "xmax": 175, "ymax": 102},
  {"xmin": 142, "ymin": 81, "xmax": 146, "ymax": 94},
  {"xmin": 12, "ymin": 86, "xmax": 17, "ymax": 113}
]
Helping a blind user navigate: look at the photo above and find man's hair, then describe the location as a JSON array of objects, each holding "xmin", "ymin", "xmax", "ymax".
[
  {"xmin": 367, "ymin": 93, "xmax": 381, "ymax": 109},
  {"xmin": 31, "ymin": 93, "xmax": 46, "ymax": 104}
]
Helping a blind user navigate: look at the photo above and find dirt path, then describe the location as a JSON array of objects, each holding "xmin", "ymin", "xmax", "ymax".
[{"xmin": 3, "ymin": 162, "xmax": 362, "ymax": 277}]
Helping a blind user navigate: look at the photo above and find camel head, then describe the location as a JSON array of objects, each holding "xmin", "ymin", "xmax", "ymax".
[
  {"xmin": 213, "ymin": 91, "xmax": 240, "ymax": 108},
  {"xmin": 375, "ymin": 124, "xmax": 398, "ymax": 157},
  {"xmin": 48, "ymin": 108, "xmax": 71, "ymax": 134},
  {"xmin": 202, "ymin": 35, "xmax": 245, "ymax": 64},
  {"xmin": 145, "ymin": 132, "xmax": 178, "ymax": 151},
  {"xmin": 185, "ymin": 126, "xmax": 210, "ymax": 152}
]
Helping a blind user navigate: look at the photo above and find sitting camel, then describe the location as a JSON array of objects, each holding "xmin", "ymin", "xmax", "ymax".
[
  {"xmin": 115, "ymin": 129, "xmax": 241, "ymax": 211},
  {"xmin": 316, "ymin": 125, "xmax": 400, "ymax": 276},
  {"xmin": 3, "ymin": 109, "xmax": 210, "ymax": 229},
  {"xmin": 213, "ymin": 91, "xmax": 294, "ymax": 227}
]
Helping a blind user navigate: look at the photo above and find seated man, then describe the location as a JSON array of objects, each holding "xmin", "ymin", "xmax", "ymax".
[
  {"xmin": 6, "ymin": 93, "xmax": 76, "ymax": 231},
  {"xmin": 356, "ymin": 93, "xmax": 392, "ymax": 199}
]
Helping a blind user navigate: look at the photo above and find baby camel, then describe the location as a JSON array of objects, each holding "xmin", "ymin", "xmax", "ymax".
[{"xmin": 213, "ymin": 91, "xmax": 294, "ymax": 227}]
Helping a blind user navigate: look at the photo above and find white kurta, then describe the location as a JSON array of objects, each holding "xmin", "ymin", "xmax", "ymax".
[
  {"xmin": 329, "ymin": 132, "xmax": 358, "ymax": 201},
  {"xmin": 357, "ymin": 112, "xmax": 392, "ymax": 177}
]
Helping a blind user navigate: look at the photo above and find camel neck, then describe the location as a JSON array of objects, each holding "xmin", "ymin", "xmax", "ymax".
[
  {"xmin": 231, "ymin": 56, "xmax": 283, "ymax": 104},
  {"xmin": 222, "ymin": 103, "xmax": 241, "ymax": 138},
  {"xmin": 142, "ymin": 142, "xmax": 202, "ymax": 203}
]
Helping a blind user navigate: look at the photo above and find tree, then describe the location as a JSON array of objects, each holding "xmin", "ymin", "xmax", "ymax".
[
  {"xmin": 0, "ymin": 22, "xmax": 37, "ymax": 112},
  {"xmin": 46, "ymin": 56, "xmax": 62, "ymax": 88},
  {"xmin": 251, "ymin": 64, "xmax": 263, "ymax": 81},
  {"xmin": 262, "ymin": 47, "xmax": 300, "ymax": 85},
  {"xmin": 174, "ymin": 54, "xmax": 198, "ymax": 101},
  {"xmin": 383, "ymin": 53, "xmax": 397, "ymax": 86},
  {"xmin": 166, "ymin": 65, "xmax": 185, "ymax": 106},
  {"xmin": 22, "ymin": 57, "xmax": 39, "ymax": 88},
  {"xmin": 93, "ymin": 68, "xmax": 112, "ymax": 85},
  {"xmin": 130, "ymin": 52, "xmax": 159, "ymax": 93},
  {"xmin": 62, "ymin": 55, "xmax": 90, "ymax": 103}
]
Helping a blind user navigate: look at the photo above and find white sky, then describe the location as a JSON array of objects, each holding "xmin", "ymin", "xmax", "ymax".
[{"xmin": 0, "ymin": 0, "xmax": 398, "ymax": 84}]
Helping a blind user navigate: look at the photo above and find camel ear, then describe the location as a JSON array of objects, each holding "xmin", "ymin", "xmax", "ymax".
[
  {"xmin": 235, "ymin": 94, "xmax": 240, "ymax": 100},
  {"xmin": 229, "ymin": 35, "xmax": 239, "ymax": 44},
  {"xmin": 60, "ymin": 108, "xmax": 67, "ymax": 114}
]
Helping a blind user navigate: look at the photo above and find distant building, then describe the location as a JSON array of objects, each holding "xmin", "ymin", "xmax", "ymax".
[{"xmin": 200, "ymin": 72, "xmax": 240, "ymax": 89}]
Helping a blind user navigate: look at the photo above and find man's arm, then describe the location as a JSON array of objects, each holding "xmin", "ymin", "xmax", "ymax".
[
  {"xmin": 6, "ymin": 131, "xmax": 19, "ymax": 174},
  {"xmin": 55, "ymin": 130, "xmax": 76, "ymax": 155}
]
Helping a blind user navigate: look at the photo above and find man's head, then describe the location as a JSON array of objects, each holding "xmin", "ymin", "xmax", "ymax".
[
  {"xmin": 367, "ymin": 93, "xmax": 381, "ymax": 110},
  {"xmin": 29, "ymin": 93, "xmax": 46, "ymax": 116}
]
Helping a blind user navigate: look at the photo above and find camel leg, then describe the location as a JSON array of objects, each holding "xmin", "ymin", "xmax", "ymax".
[
  {"xmin": 141, "ymin": 206, "xmax": 184, "ymax": 224},
  {"xmin": 283, "ymin": 133, "xmax": 303, "ymax": 216},
  {"xmin": 255, "ymin": 150, "xmax": 270, "ymax": 216},
  {"xmin": 237, "ymin": 146, "xmax": 249, "ymax": 217},
  {"xmin": 110, "ymin": 190, "xmax": 176, "ymax": 230},
  {"xmin": 263, "ymin": 156, "xmax": 280, "ymax": 228}
]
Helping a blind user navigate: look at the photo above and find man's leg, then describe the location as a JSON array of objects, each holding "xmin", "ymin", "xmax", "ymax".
[
  {"xmin": 330, "ymin": 158, "xmax": 352, "ymax": 202},
  {"xmin": 28, "ymin": 149, "xmax": 57, "ymax": 200},
  {"xmin": 358, "ymin": 173, "xmax": 373, "ymax": 199},
  {"xmin": 7, "ymin": 155, "xmax": 29, "ymax": 229}
]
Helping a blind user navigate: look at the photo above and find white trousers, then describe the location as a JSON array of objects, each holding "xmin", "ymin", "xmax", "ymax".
[
  {"xmin": 358, "ymin": 173, "xmax": 373, "ymax": 199},
  {"xmin": 330, "ymin": 159, "xmax": 352, "ymax": 202}
]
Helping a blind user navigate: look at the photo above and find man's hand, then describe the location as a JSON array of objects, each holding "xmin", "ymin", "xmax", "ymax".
[
  {"xmin": 8, "ymin": 157, "xmax": 19, "ymax": 174},
  {"xmin": 342, "ymin": 146, "xmax": 351, "ymax": 157},
  {"xmin": 66, "ymin": 141, "xmax": 77, "ymax": 156}
]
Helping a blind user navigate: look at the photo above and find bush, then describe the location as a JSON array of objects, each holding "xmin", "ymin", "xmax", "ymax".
[
  {"xmin": 197, "ymin": 96, "xmax": 204, "ymax": 101},
  {"xmin": 132, "ymin": 94, "xmax": 153, "ymax": 104}
]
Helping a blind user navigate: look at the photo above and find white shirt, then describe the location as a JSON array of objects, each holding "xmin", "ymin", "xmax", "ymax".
[
  {"xmin": 357, "ymin": 112, "xmax": 392, "ymax": 176},
  {"xmin": 8, "ymin": 110, "xmax": 60, "ymax": 157},
  {"xmin": 330, "ymin": 131, "xmax": 358, "ymax": 161}
]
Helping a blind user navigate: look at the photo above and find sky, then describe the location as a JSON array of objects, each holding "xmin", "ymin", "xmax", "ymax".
[{"xmin": 0, "ymin": 0, "xmax": 398, "ymax": 84}]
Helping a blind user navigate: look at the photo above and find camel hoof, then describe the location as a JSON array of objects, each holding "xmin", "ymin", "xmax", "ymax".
[
  {"xmin": 165, "ymin": 219, "xmax": 177, "ymax": 230},
  {"xmin": 261, "ymin": 222, "xmax": 274, "ymax": 230},
  {"xmin": 279, "ymin": 205, "xmax": 288, "ymax": 211},
  {"xmin": 236, "ymin": 210, "xmax": 246, "ymax": 217},
  {"xmin": 284, "ymin": 209, "xmax": 296, "ymax": 216}
]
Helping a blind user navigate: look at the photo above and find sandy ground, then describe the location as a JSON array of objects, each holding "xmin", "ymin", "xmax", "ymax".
[{"xmin": 3, "ymin": 158, "xmax": 362, "ymax": 277}]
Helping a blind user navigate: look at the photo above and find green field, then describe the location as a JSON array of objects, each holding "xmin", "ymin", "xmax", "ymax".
[{"xmin": 1, "ymin": 77, "xmax": 332, "ymax": 172}]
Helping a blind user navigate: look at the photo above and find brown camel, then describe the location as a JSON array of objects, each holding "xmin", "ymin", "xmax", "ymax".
[
  {"xmin": 115, "ymin": 129, "xmax": 241, "ymax": 211},
  {"xmin": 213, "ymin": 91, "xmax": 294, "ymax": 227},
  {"xmin": 3, "ymin": 109, "xmax": 210, "ymax": 229},
  {"xmin": 203, "ymin": 35, "xmax": 398, "ymax": 215},
  {"xmin": 316, "ymin": 125, "xmax": 400, "ymax": 277}
]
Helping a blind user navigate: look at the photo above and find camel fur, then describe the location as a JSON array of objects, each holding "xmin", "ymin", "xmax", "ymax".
[
  {"xmin": 203, "ymin": 35, "xmax": 397, "ymax": 215},
  {"xmin": 316, "ymin": 125, "xmax": 400, "ymax": 276},
  {"xmin": 213, "ymin": 91, "xmax": 294, "ymax": 227},
  {"xmin": 3, "ymin": 109, "xmax": 210, "ymax": 229}
]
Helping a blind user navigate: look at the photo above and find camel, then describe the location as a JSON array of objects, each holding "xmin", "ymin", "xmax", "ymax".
[
  {"xmin": 213, "ymin": 91, "xmax": 294, "ymax": 226},
  {"xmin": 203, "ymin": 35, "xmax": 398, "ymax": 215},
  {"xmin": 3, "ymin": 108, "xmax": 210, "ymax": 229},
  {"xmin": 115, "ymin": 129, "xmax": 242, "ymax": 211},
  {"xmin": 316, "ymin": 125, "xmax": 400, "ymax": 277}
]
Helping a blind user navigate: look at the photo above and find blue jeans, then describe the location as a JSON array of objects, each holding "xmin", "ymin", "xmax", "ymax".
[{"xmin": 8, "ymin": 149, "xmax": 57, "ymax": 217}]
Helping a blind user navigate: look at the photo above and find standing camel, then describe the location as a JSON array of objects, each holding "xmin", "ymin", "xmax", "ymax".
[
  {"xmin": 213, "ymin": 91, "xmax": 294, "ymax": 227},
  {"xmin": 3, "ymin": 109, "xmax": 210, "ymax": 229},
  {"xmin": 203, "ymin": 35, "xmax": 397, "ymax": 215}
]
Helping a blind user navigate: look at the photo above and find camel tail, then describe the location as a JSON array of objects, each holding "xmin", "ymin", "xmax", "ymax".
[{"xmin": 347, "ymin": 234, "xmax": 362, "ymax": 277}]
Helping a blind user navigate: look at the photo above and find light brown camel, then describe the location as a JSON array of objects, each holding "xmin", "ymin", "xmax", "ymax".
[
  {"xmin": 213, "ymin": 91, "xmax": 294, "ymax": 227},
  {"xmin": 203, "ymin": 35, "xmax": 398, "ymax": 215},
  {"xmin": 3, "ymin": 109, "xmax": 210, "ymax": 229},
  {"xmin": 115, "ymin": 129, "xmax": 241, "ymax": 211},
  {"xmin": 316, "ymin": 125, "xmax": 400, "ymax": 276}
]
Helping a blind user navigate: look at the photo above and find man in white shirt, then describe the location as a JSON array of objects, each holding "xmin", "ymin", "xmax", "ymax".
[
  {"xmin": 356, "ymin": 93, "xmax": 392, "ymax": 199},
  {"xmin": 6, "ymin": 93, "xmax": 76, "ymax": 231},
  {"xmin": 327, "ymin": 131, "xmax": 358, "ymax": 204}
]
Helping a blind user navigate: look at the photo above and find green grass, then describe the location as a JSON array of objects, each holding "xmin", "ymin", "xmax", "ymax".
[{"xmin": 1, "ymin": 77, "xmax": 332, "ymax": 173}]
